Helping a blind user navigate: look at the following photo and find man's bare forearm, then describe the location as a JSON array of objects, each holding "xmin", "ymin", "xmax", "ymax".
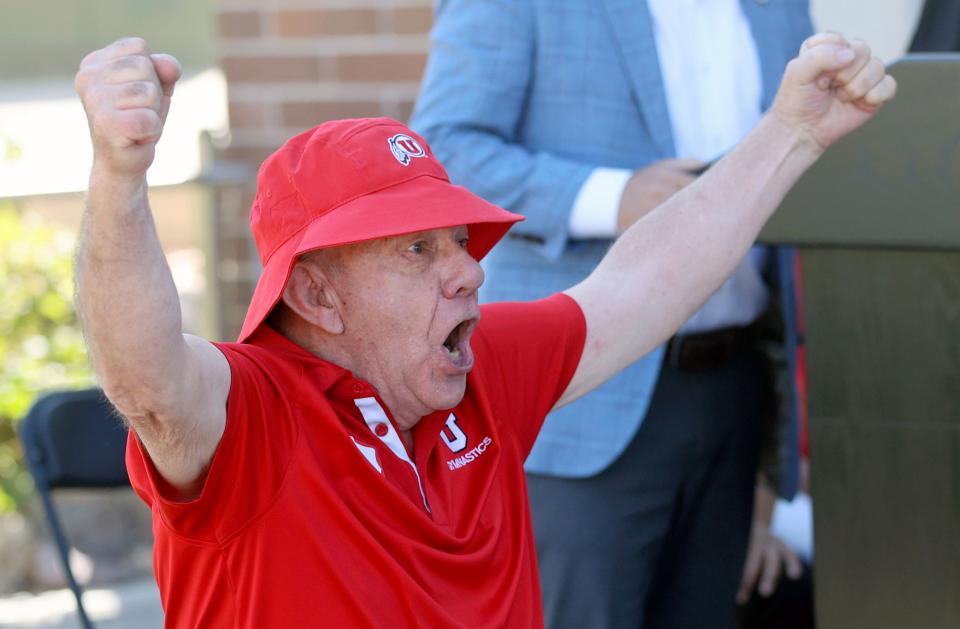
[
  {"xmin": 559, "ymin": 35, "xmax": 896, "ymax": 408},
  {"xmin": 565, "ymin": 116, "xmax": 818, "ymax": 389},
  {"xmin": 77, "ymin": 170, "xmax": 188, "ymax": 410},
  {"xmin": 607, "ymin": 115, "xmax": 815, "ymax": 342},
  {"xmin": 74, "ymin": 39, "xmax": 230, "ymax": 492}
]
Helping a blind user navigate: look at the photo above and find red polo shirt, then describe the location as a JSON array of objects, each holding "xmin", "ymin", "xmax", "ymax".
[{"xmin": 127, "ymin": 294, "xmax": 586, "ymax": 628}]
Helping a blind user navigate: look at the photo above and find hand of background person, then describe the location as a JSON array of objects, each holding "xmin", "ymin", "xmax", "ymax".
[
  {"xmin": 736, "ymin": 518, "xmax": 804, "ymax": 604},
  {"xmin": 616, "ymin": 159, "xmax": 704, "ymax": 232},
  {"xmin": 771, "ymin": 33, "xmax": 897, "ymax": 152},
  {"xmin": 75, "ymin": 38, "xmax": 181, "ymax": 178}
]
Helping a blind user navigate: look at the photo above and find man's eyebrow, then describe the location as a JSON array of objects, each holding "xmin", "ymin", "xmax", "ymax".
[{"xmin": 401, "ymin": 230, "xmax": 440, "ymax": 243}]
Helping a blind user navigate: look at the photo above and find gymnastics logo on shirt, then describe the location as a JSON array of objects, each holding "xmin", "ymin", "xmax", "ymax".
[
  {"xmin": 388, "ymin": 133, "xmax": 426, "ymax": 166},
  {"xmin": 442, "ymin": 414, "xmax": 494, "ymax": 471},
  {"xmin": 440, "ymin": 414, "xmax": 468, "ymax": 452}
]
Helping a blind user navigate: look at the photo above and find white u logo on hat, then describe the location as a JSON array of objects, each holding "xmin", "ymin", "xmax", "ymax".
[{"xmin": 388, "ymin": 133, "xmax": 426, "ymax": 166}]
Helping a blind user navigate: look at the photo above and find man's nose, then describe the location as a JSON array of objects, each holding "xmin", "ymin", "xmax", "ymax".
[{"xmin": 443, "ymin": 249, "xmax": 485, "ymax": 299}]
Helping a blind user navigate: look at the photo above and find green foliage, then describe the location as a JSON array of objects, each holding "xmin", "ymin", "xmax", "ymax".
[{"xmin": 0, "ymin": 202, "xmax": 93, "ymax": 512}]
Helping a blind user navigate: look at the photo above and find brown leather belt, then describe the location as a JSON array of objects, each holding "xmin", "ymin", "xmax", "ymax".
[{"xmin": 664, "ymin": 325, "xmax": 755, "ymax": 372}]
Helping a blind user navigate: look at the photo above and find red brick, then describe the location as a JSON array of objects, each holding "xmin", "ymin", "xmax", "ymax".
[
  {"xmin": 229, "ymin": 102, "xmax": 272, "ymax": 129},
  {"xmin": 337, "ymin": 53, "xmax": 426, "ymax": 82},
  {"xmin": 277, "ymin": 9, "xmax": 377, "ymax": 37},
  {"xmin": 390, "ymin": 99, "xmax": 416, "ymax": 123},
  {"xmin": 384, "ymin": 7, "xmax": 434, "ymax": 34},
  {"xmin": 221, "ymin": 56, "xmax": 323, "ymax": 83},
  {"xmin": 381, "ymin": 99, "xmax": 417, "ymax": 123},
  {"xmin": 281, "ymin": 100, "xmax": 382, "ymax": 127},
  {"xmin": 218, "ymin": 11, "xmax": 261, "ymax": 38}
]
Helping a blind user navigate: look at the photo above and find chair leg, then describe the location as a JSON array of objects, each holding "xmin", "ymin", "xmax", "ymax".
[{"xmin": 37, "ymin": 487, "xmax": 94, "ymax": 629}]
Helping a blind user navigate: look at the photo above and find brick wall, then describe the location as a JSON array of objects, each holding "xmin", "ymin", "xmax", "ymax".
[
  {"xmin": 211, "ymin": 0, "xmax": 434, "ymax": 339},
  {"xmin": 216, "ymin": 0, "xmax": 433, "ymax": 165}
]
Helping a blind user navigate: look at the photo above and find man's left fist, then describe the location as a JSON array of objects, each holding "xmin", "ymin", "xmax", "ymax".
[{"xmin": 771, "ymin": 33, "xmax": 898, "ymax": 152}]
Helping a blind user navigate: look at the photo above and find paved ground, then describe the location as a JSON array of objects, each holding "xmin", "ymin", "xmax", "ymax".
[{"xmin": 0, "ymin": 578, "xmax": 163, "ymax": 628}]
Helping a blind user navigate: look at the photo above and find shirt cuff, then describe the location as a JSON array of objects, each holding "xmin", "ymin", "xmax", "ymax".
[{"xmin": 568, "ymin": 167, "xmax": 633, "ymax": 238}]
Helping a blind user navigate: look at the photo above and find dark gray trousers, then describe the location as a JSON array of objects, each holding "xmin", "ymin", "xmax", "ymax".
[{"xmin": 528, "ymin": 348, "xmax": 768, "ymax": 629}]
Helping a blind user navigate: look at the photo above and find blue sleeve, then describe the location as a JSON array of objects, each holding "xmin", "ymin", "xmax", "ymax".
[{"xmin": 410, "ymin": 0, "xmax": 595, "ymax": 261}]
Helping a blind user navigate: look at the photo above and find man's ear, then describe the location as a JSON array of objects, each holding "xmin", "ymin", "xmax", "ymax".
[{"xmin": 281, "ymin": 261, "xmax": 345, "ymax": 335}]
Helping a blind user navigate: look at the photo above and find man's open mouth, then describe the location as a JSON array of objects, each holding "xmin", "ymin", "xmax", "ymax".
[
  {"xmin": 442, "ymin": 318, "xmax": 476, "ymax": 368},
  {"xmin": 443, "ymin": 321, "xmax": 467, "ymax": 359}
]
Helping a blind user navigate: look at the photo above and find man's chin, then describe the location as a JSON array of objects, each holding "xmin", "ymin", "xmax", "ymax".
[{"xmin": 430, "ymin": 377, "xmax": 468, "ymax": 411}]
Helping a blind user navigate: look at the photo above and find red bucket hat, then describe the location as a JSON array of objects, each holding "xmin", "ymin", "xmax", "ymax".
[{"xmin": 237, "ymin": 117, "xmax": 523, "ymax": 343}]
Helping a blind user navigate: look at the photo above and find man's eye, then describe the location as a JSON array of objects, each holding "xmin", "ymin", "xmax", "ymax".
[
  {"xmin": 458, "ymin": 238, "xmax": 469, "ymax": 249},
  {"xmin": 408, "ymin": 242, "xmax": 426, "ymax": 254}
]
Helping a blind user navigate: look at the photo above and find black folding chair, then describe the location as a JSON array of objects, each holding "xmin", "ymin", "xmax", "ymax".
[{"xmin": 18, "ymin": 388, "xmax": 129, "ymax": 629}]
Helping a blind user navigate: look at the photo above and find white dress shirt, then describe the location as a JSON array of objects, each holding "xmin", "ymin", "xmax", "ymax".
[{"xmin": 569, "ymin": 0, "xmax": 771, "ymax": 333}]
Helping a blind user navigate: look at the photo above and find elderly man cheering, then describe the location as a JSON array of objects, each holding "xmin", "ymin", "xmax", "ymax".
[{"xmin": 74, "ymin": 34, "xmax": 894, "ymax": 628}]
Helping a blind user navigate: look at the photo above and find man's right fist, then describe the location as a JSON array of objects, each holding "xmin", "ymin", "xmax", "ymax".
[{"xmin": 75, "ymin": 38, "xmax": 181, "ymax": 178}]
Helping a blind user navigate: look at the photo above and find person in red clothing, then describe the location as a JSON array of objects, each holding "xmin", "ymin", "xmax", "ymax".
[{"xmin": 73, "ymin": 35, "xmax": 894, "ymax": 627}]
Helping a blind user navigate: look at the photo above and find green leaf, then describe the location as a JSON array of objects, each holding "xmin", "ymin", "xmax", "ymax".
[{"xmin": 0, "ymin": 202, "xmax": 93, "ymax": 511}]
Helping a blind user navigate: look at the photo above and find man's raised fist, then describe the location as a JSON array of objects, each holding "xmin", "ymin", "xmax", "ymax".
[
  {"xmin": 75, "ymin": 38, "xmax": 181, "ymax": 178},
  {"xmin": 771, "ymin": 33, "xmax": 897, "ymax": 152}
]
